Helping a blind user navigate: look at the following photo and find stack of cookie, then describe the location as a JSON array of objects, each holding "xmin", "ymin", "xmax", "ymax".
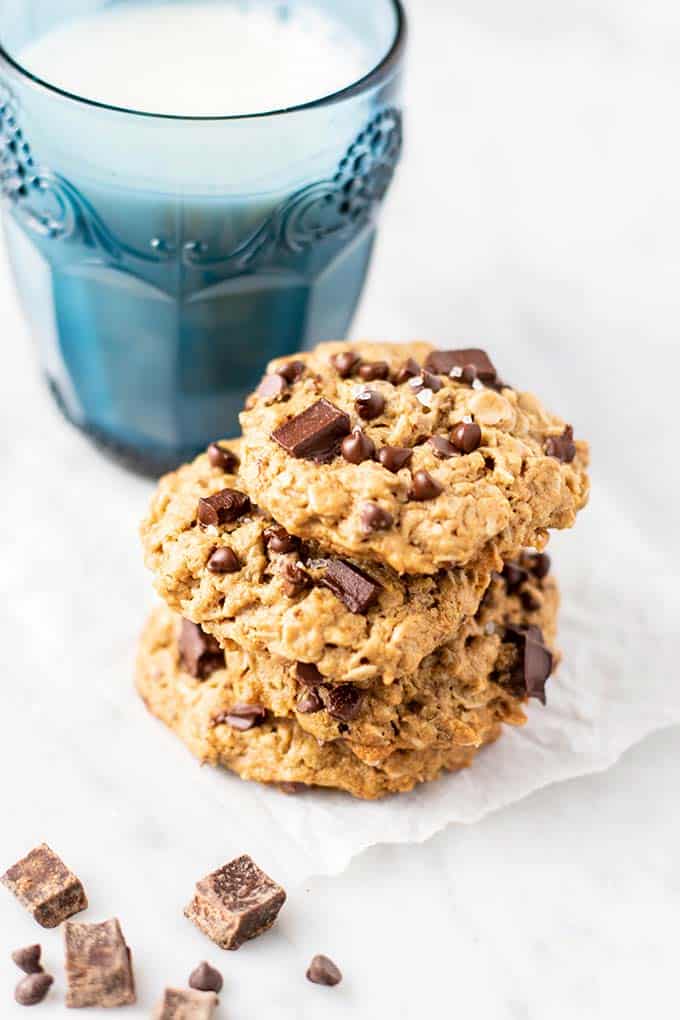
[{"xmin": 138, "ymin": 342, "xmax": 589, "ymax": 799}]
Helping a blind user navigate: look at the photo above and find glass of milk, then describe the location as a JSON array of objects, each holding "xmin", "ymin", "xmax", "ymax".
[{"xmin": 0, "ymin": 0, "xmax": 405, "ymax": 474}]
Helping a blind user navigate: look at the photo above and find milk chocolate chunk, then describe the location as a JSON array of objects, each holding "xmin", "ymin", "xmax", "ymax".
[
  {"xmin": 409, "ymin": 470, "xmax": 444, "ymax": 501},
  {"xmin": 179, "ymin": 620, "xmax": 224, "ymax": 679},
  {"xmin": 330, "ymin": 351, "xmax": 361, "ymax": 378},
  {"xmin": 12, "ymin": 945, "xmax": 42, "ymax": 974},
  {"xmin": 326, "ymin": 685, "xmax": 364, "ymax": 723},
  {"xmin": 184, "ymin": 855, "xmax": 286, "ymax": 951},
  {"xmin": 153, "ymin": 987, "xmax": 218, "ymax": 1019},
  {"xmin": 1, "ymin": 844, "xmax": 87, "ymax": 928},
  {"xmin": 257, "ymin": 373, "xmax": 288, "ymax": 402},
  {"xmin": 319, "ymin": 560, "xmax": 381, "ymax": 614},
  {"xmin": 189, "ymin": 962, "xmax": 223, "ymax": 994},
  {"xmin": 306, "ymin": 955, "xmax": 342, "ymax": 987},
  {"xmin": 197, "ymin": 488, "xmax": 250, "ymax": 528},
  {"xmin": 64, "ymin": 918, "xmax": 136, "ymax": 1008},
  {"xmin": 378, "ymin": 446, "xmax": 413, "ymax": 473},
  {"xmin": 425, "ymin": 347, "xmax": 498, "ymax": 383},
  {"xmin": 207, "ymin": 443, "xmax": 239, "ymax": 473},
  {"xmin": 360, "ymin": 502, "xmax": 393, "ymax": 534},
  {"xmin": 545, "ymin": 425, "xmax": 576, "ymax": 463},
  {"xmin": 14, "ymin": 973, "xmax": 53, "ymax": 1006},
  {"xmin": 272, "ymin": 399, "xmax": 351, "ymax": 462},
  {"xmin": 341, "ymin": 428, "xmax": 376, "ymax": 464},
  {"xmin": 216, "ymin": 704, "xmax": 267, "ymax": 732},
  {"xmin": 505, "ymin": 625, "xmax": 553, "ymax": 705}
]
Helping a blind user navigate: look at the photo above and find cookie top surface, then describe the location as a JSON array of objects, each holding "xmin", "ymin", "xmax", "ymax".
[
  {"xmin": 140, "ymin": 440, "xmax": 497, "ymax": 684},
  {"xmin": 238, "ymin": 341, "xmax": 590, "ymax": 574}
]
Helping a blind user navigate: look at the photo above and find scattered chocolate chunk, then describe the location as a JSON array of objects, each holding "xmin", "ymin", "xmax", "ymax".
[
  {"xmin": 520, "ymin": 590, "xmax": 542, "ymax": 612},
  {"xmin": 279, "ymin": 360, "xmax": 306, "ymax": 383},
  {"xmin": 296, "ymin": 662, "xmax": 324, "ymax": 686},
  {"xmin": 409, "ymin": 470, "xmax": 444, "ymax": 501},
  {"xmin": 272, "ymin": 399, "xmax": 351, "ymax": 462},
  {"xmin": 198, "ymin": 489, "xmax": 251, "ymax": 527},
  {"xmin": 452, "ymin": 421, "xmax": 482, "ymax": 454},
  {"xmin": 360, "ymin": 502, "xmax": 393, "ymax": 534},
  {"xmin": 393, "ymin": 357, "xmax": 421, "ymax": 385},
  {"xmin": 1, "ymin": 844, "xmax": 87, "ymax": 928},
  {"xmin": 425, "ymin": 348, "xmax": 498, "ymax": 384},
  {"xmin": 341, "ymin": 428, "xmax": 376, "ymax": 464},
  {"xmin": 64, "ymin": 918, "xmax": 136, "ymax": 1008},
  {"xmin": 189, "ymin": 962, "xmax": 223, "ymax": 994},
  {"xmin": 14, "ymin": 973, "xmax": 53, "ymax": 1007},
  {"xmin": 521, "ymin": 551, "xmax": 551, "ymax": 580},
  {"xmin": 378, "ymin": 445, "xmax": 413, "ymax": 472},
  {"xmin": 358, "ymin": 360, "xmax": 389, "ymax": 381},
  {"xmin": 319, "ymin": 560, "xmax": 381, "ymax": 614},
  {"xmin": 330, "ymin": 351, "xmax": 361, "ymax": 378},
  {"xmin": 355, "ymin": 389, "xmax": 385, "ymax": 421},
  {"xmin": 179, "ymin": 620, "xmax": 224, "ymax": 679},
  {"xmin": 263, "ymin": 524, "xmax": 299, "ymax": 554},
  {"xmin": 279, "ymin": 782, "xmax": 307, "ymax": 795},
  {"xmin": 326, "ymin": 685, "xmax": 364, "ymax": 723},
  {"xmin": 409, "ymin": 369, "xmax": 442, "ymax": 394},
  {"xmin": 184, "ymin": 855, "xmax": 286, "ymax": 951},
  {"xmin": 545, "ymin": 426, "xmax": 576, "ymax": 463},
  {"xmin": 502, "ymin": 562, "xmax": 530, "ymax": 593},
  {"xmin": 306, "ymin": 955, "xmax": 342, "ymax": 987},
  {"xmin": 428, "ymin": 435, "xmax": 459, "ymax": 459},
  {"xmin": 296, "ymin": 688, "xmax": 324, "ymax": 714},
  {"xmin": 505, "ymin": 626, "xmax": 553, "ymax": 705},
  {"xmin": 207, "ymin": 547, "xmax": 240, "ymax": 574},
  {"xmin": 280, "ymin": 561, "xmax": 310, "ymax": 597},
  {"xmin": 207, "ymin": 443, "xmax": 239, "ymax": 473},
  {"xmin": 257, "ymin": 373, "xmax": 288, "ymax": 401},
  {"xmin": 12, "ymin": 945, "xmax": 42, "ymax": 974},
  {"xmin": 153, "ymin": 987, "xmax": 218, "ymax": 1019},
  {"xmin": 216, "ymin": 704, "xmax": 267, "ymax": 732}
]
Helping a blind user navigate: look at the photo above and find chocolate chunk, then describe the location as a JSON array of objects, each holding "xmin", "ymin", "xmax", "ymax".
[
  {"xmin": 428, "ymin": 435, "xmax": 459, "ymax": 459},
  {"xmin": 520, "ymin": 590, "xmax": 542, "ymax": 612},
  {"xmin": 326, "ymin": 685, "xmax": 364, "ymax": 722},
  {"xmin": 505, "ymin": 626, "xmax": 553, "ymax": 705},
  {"xmin": 546, "ymin": 426, "xmax": 576, "ymax": 463},
  {"xmin": 12, "ymin": 945, "xmax": 42, "ymax": 974},
  {"xmin": 360, "ymin": 502, "xmax": 393, "ymax": 534},
  {"xmin": 409, "ymin": 470, "xmax": 444, "ymax": 501},
  {"xmin": 207, "ymin": 443, "xmax": 239, "ymax": 473},
  {"xmin": 296, "ymin": 662, "xmax": 324, "ymax": 686},
  {"xmin": 502, "ymin": 562, "xmax": 530, "ymax": 593},
  {"xmin": 272, "ymin": 399, "xmax": 351, "ymax": 462},
  {"xmin": 14, "ymin": 973, "xmax": 53, "ymax": 1006},
  {"xmin": 341, "ymin": 428, "xmax": 376, "ymax": 464},
  {"xmin": 358, "ymin": 360, "xmax": 389, "ymax": 381},
  {"xmin": 378, "ymin": 446, "xmax": 413, "ymax": 472},
  {"xmin": 207, "ymin": 547, "xmax": 240, "ymax": 574},
  {"xmin": 198, "ymin": 489, "xmax": 250, "ymax": 528},
  {"xmin": 355, "ymin": 389, "xmax": 385, "ymax": 421},
  {"xmin": 393, "ymin": 357, "xmax": 421, "ymax": 385},
  {"xmin": 216, "ymin": 704, "xmax": 267, "ymax": 732},
  {"xmin": 452, "ymin": 421, "xmax": 482, "ymax": 454},
  {"xmin": 64, "ymin": 918, "xmax": 136, "ymax": 1008},
  {"xmin": 179, "ymin": 620, "xmax": 224, "ymax": 679},
  {"xmin": 521, "ymin": 551, "xmax": 551, "ymax": 580},
  {"xmin": 263, "ymin": 524, "xmax": 299, "ymax": 554},
  {"xmin": 189, "ymin": 962, "xmax": 223, "ymax": 994},
  {"xmin": 153, "ymin": 987, "xmax": 218, "ymax": 1019},
  {"xmin": 257, "ymin": 373, "xmax": 288, "ymax": 401},
  {"xmin": 307, "ymin": 954, "xmax": 343, "ymax": 987},
  {"xmin": 330, "ymin": 351, "xmax": 361, "ymax": 378},
  {"xmin": 184, "ymin": 855, "xmax": 286, "ymax": 951},
  {"xmin": 319, "ymin": 560, "xmax": 381, "ymax": 614},
  {"xmin": 279, "ymin": 360, "xmax": 306, "ymax": 383},
  {"xmin": 296, "ymin": 688, "xmax": 324, "ymax": 714},
  {"xmin": 1, "ymin": 844, "xmax": 87, "ymax": 928},
  {"xmin": 425, "ymin": 348, "xmax": 498, "ymax": 383},
  {"xmin": 409, "ymin": 369, "xmax": 442, "ymax": 394},
  {"xmin": 280, "ymin": 561, "xmax": 310, "ymax": 598}
]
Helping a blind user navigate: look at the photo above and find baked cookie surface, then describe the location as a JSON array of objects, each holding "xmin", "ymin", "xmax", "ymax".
[{"xmin": 238, "ymin": 341, "xmax": 590, "ymax": 574}]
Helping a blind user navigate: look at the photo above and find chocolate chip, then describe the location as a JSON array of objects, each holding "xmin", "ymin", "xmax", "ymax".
[
  {"xmin": 216, "ymin": 704, "xmax": 267, "ymax": 732},
  {"xmin": 425, "ymin": 348, "xmax": 498, "ymax": 383},
  {"xmin": 263, "ymin": 524, "xmax": 299, "ymax": 554},
  {"xmin": 207, "ymin": 443, "xmax": 239, "ymax": 473},
  {"xmin": 360, "ymin": 502, "xmax": 393, "ymax": 534},
  {"xmin": 409, "ymin": 369, "xmax": 442, "ymax": 394},
  {"xmin": 198, "ymin": 489, "xmax": 250, "ymax": 527},
  {"xmin": 393, "ymin": 357, "xmax": 421, "ymax": 385},
  {"xmin": 306, "ymin": 955, "xmax": 342, "ymax": 987},
  {"xmin": 189, "ymin": 962, "xmax": 223, "ymax": 994},
  {"xmin": 319, "ymin": 560, "xmax": 381, "ymax": 614},
  {"xmin": 326, "ymin": 685, "xmax": 364, "ymax": 722},
  {"xmin": 502, "ymin": 562, "xmax": 530, "ymax": 593},
  {"xmin": 272, "ymin": 399, "xmax": 351, "ymax": 462},
  {"xmin": 1, "ymin": 844, "xmax": 88, "ymax": 929},
  {"xmin": 257, "ymin": 373, "xmax": 288, "ymax": 401},
  {"xmin": 296, "ymin": 662, "xmax": 324, "ymax": 686},
  {"xmin": 341, "ymin": 428, "xmax": 376, "ymax": 464},
  {"xmin": 280, "ymin": 561, "xmax": 310, "ymax": 597},
  {"xmin": 505, "ymin": 626, "xmax": 553, "ymax": 704},
  {"xmin": 15, "ymin": 973, "xmax": 53, "ymax": 1006},
  {"xmin": 330, "ymin": 351, "xmax": 361, "ymax": 377},
  {"xmin": 184, "ymin": 855, "xmax": 286, "ymax": 951},
  {"xmin": 179, "ymin": 620, "xmax": 224, "ymax": 679},
  {"xmin": 279, "ymin": 360, "xmax": 306, "ymax": 383},
  {"xmin": 523, "ymin": 551, "xmax": 551, "ymax": 580},
  {"xmin": 355, "ymin": 389, "xmax": 385, "ymax": 421},
  {"xmin": 428, "ymin": 435, "xmax": 459, "ymax": 459},
  {"xmin": 546, "ymin": 426, "xmax": 576, "ymax": 463},
  {"xmin": 451, "ymin": 421, "xmax": 482, "ymax": 454},
  {"xmin": 409, "ymin": 470, "xmax": 444, "ymax": 501},
  {"xmin": 12, "ymin": 946, "xmax": 42, "ymax": 975},
  {"xmin": 207, "ymin": 547, "xmax": 240, "ymax": 574},
  {"xmin": 64, "ymin": 919, "xmax": 135, "ymax": 1008},
  {"xmin": 296, "ymin": 688, "xmax": 324, "ymax": 714},
  {"xmin": 358, "ymin": 360, "xmax": 389, "ymax": 381},
  {"xmin": 378, "ymin": 446, "xmax": 413, "ymax": 472}
]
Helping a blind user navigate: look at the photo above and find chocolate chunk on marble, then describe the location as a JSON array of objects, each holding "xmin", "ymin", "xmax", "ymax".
[
  {"xmin": 197, "ymin": 488, "xmax": 250, "ymax": 527},
  {"xmin": 207, "ymin": 443, "xmax": 239, "ymax": 473},
  {"xmin": 179, "ymin": 620, "xmax": 224, "ymax": 680},
  {"xmin": 272, "ymin": 399, "xmax": 350, "ymax": 461},
  {"xmin": 184, "ymin": 855, "xmax": 286, "ymax": 951},
  {"xmin": 153, "ymin": 988, "xmax": 218, "ymax": 1019},
  {"xmin": 306, "ymin": 954, "xmax": 343, "ymax": 987},
  {"xmin": 189, "ymin": 961, "xmax": 223, "ymax": 994},
  {"xmin": 12, "ymin": 945, "xmax": 42, "ymax": 974},
  {"xmin": 1, "ymin": 844, "xmax": 87, "ymax": 928},
  {"xmin": 14, "ymin": 973, "xmax": 53, "ymax": 1006},
  {"xmin": 318, "ymin": 560, "xmax": 381, "ymax": 614},
  {"xmin": 425, "ymin": 347, "xmax": 498, "ymax": 383},
  {"xmin": 64, "ymin": 918, "xmax": 136, "ymax": 1008}
]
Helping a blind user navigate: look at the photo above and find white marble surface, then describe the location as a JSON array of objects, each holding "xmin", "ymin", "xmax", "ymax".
[{"xmin": 1, "ymin": 1, "xmax": 679, "ymax": 1017}]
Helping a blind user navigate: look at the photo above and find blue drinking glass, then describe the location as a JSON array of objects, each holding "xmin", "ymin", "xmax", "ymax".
[{"xmin": 0, "ymin": 0, "xmax": 405, "ymax": 474}]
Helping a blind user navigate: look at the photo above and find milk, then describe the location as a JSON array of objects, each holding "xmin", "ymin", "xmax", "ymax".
[{"xmin": 17, "ymin": 1, "xmax": 373, "ymax": 117}]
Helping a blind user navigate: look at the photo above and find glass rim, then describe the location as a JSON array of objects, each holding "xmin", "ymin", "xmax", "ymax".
[{"xmin": 0, "ymin": 0, "xmax": 406, "ymax": 122}]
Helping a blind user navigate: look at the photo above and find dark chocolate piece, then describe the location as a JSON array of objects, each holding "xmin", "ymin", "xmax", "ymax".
[
  {"xmin": 179, "ymin": 620, "xmax": 224, "ymax": 679},
  {"xmin": 189, "ymin": 962, "xmax": 223, "ymax": 994},
  {"xmin": 257, "ymin": 373, "xmax": 288, "ymax": 401},
  {"xmin": 501, "ymin": 562, "xmax": 530, "ymax": 593},
  {"xmin": 207, "ymin": 443, "xmax": 239, "ymax": 473},
  {"xmin": 64, "ymin": 918, "xmax": 136, "ymax": 1008},
  {"xmin": 12, "ymin": 945, "xmax": 42, "ymax": 974},
  {"xmin": 197, "ymin": 489, "xmax": 250, "ymax": 528},
  {"xmin": 1, "ymin": 844, "xmax": 88, "ymax": 929},
  {"xmin": 330, "ymin": 351, "xmax": 361, "ymax": 378},
  {"xmin": 207, "ymin": 547, "xmax": 241, "ymax": 574},
  {"xmin": 355, "ymin": 389, "xmax": 385, "ymax": 421},
  {"xmin": 326, "ymin": 685, "xmax": 364, "ymax": 723},
  {"xmin": 409, "ymin": 470, "xmax": 444, "ymax": 501},
  {"xmin": 520, "ymin": 590, "xmax": 542, "ymax": 612},
  {"xmin": 545, "ymin": 426, "xmax": 576, "ymax": 463},
  {"xmin": 306, "ymin": 955, "xmax": 343, "ymax": 987},
  {"xmin": 505, "ymin": 626, "xmax": 553, "ymax": 705},
  {"xmin": 521, "ymin": 551, "xmax": 551, "ymax": 580},
  {"xmin": 279, "ymin": 360, "xmax": 306, "ymax": 383},
  {"xmin": 272, "ymin": 399, "xmax": 351, "ymax": 462},
  {"xmin": 360, "ymin": 502, "xmax": 393, "ymax": 534},
  {"xmin": 296, "ymin": 662, "xmax": 324, "ymax": 686},
  {"xmin": 341, "ymin": 428, "xmax": 376, "ymax": 464},
  {"xmin": 425, "ymin": 348, "xmax": 498, "ymax": 383},
  {"xmin": 409, "ymin": 369, "xmax": 442, "ymax": 394},
  {"xmin": 14, "ymin": 973, "xmax": 53, "ymax": 1006},
  {"xmin": 378, "ymin": 446, "xmax": 413, "ymax": 473},
  {"xmin": 280, "ymin": 561, "xmax": 310, "ymax": 598},
  {"xmin": 428, "ymin": 435, "xmax": 459, "ymax": 459},
  {"xmin": 153, "ymin": 987, "xmax": 218, "ymax": 1019},
  {"xmin": 296, "ymin": 689, "xmax": 324, "ymax": 714},
  {"xmin": 358, "ymin": 360, "xmax": 389, "ymax": 381},
  {"xmin": 184, "ymin": 855, "xmax": 286, "ymax": 951},
  {"xmin": 451, "ymin": 421, "xmax": 482, "ymax": 454},
  {"xmin": 393, "ymin": 357, "xmax": 421, "ymax": 385},
  {"xmin": 263, "ymin": 524, "xmax": 299, "ymax": 554},
  {"xmin": 215, "ymin": 704, "xmax": 267, "ymax": 732},
  {"xmin": 319, "ymin": 560, "xmax": 381, "ymax": 614}
]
